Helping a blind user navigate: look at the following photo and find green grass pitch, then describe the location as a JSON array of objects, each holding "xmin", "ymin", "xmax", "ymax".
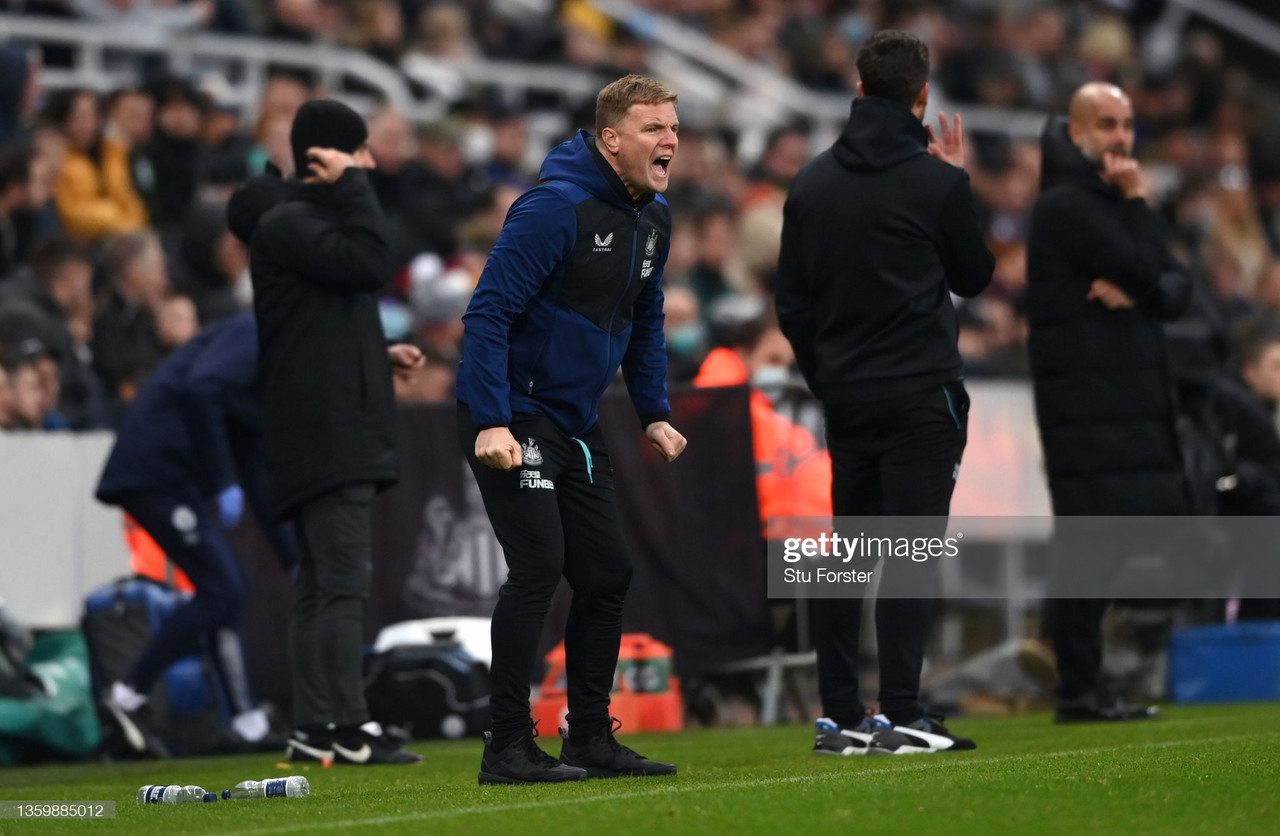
[{"xmin": 0, "ymin": 703, "xmax": 1276, "ymax": 835}]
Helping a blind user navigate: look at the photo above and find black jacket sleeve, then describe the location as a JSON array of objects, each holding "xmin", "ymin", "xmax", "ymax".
[
  {"xmin": 775, "ymin": 194, "xmax": 821, "ymax": 397},
  {"xmin": 1057, "ymin": 193, "xmax": 1186, "ymax": 314},
  {"xmin": 937, "ymin": 173, "xmax": 995, "ymax": 298},
  {"xmin": 256, "ymin": 168, "xmax": 389, "ymax": 293}
]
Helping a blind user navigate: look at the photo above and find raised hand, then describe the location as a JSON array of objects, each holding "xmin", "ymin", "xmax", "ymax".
[
  {"xmin": 926, "ymin": 111, "xmax": 965, "ymax": 169},
  {"xmin": 304, "ymin": 147, "xmax": 359, "ymax": 183},
  {"xmin": 1100, "ymin": 152, "xmax": 1147, "ymax": 200}
]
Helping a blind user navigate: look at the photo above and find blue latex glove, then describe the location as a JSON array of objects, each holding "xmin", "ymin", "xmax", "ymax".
[{"xmin": 217, "ymin": 484, "xmax": 245, "ymax": 529}]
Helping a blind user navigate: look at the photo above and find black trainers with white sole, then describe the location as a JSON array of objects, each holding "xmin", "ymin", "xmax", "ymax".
[
  {"xmin": 877, "ymin": 714, "xmax": 977, "ymax": 751},
  {"xmin": 333, "ymin": 721, "xmax": 422, "ymax": 764},
  {"xmin": 285, "ymin": 725, "xmax": 334, "ymax": 762},
  {"xmin": 813, "ymin": 717, "xmax": 925, "ymax": 756}
]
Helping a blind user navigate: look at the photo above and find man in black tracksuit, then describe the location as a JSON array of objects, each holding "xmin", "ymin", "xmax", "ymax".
[
  {"xmin": 776, "ymin": 31, "xmax": 992, "ymax": 755},
  {"xmin": 455, "ymin": 75, "xmax": 686, "ymax": 785},
  {"xmin": 1026, "ymin": 83, "xmax": 1191, "ymax": 721},
  {"xmin": 227, "ymin": 100, "xmax": 424, "ymax": 765}
]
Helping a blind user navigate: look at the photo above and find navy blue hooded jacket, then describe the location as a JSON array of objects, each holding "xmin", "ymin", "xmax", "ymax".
[
  {"xmin": 455, "ymin": 129, "xmax": 672, "ymax": 437},
  {"xmin": 95, "ymin": 311, "xmax": 295, "ymax": 565}
]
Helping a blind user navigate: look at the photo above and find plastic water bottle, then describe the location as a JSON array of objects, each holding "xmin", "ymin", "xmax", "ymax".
[
  {"xmin": 137, "ymin": 785, "xmax": 217, "ymax": 804},
  {"xmin": 221, "ymin": 776, "xmax": 310, "ymax": 800}
]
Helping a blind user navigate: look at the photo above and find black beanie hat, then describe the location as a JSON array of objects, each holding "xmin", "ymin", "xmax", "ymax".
[{"xmin": 290, "ymin": 99, "xmax": 368, "ymax": 177}]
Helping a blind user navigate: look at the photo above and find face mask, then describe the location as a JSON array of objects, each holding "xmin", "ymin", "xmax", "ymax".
[
  {"xmin": 751, "ymin": 365, "xmax": 790, "ymax": 389},
  {"xmin": 379, "ymin": 299, "xmax": 413, "ymax": 342},
  {"xmin": 667, "ymin": 322, "xmax": 705, "ymax": 358}
]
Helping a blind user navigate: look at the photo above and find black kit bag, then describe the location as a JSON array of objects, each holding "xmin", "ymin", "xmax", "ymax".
[{"xmin": 364, "ymin": 639, "xmax": 490, "ymax": 740}]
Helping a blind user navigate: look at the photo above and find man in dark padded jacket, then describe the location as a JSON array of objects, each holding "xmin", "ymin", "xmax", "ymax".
[
  {"xmin": 455, "ymin": 75, "xmax": 686, "ymax": 785},
  {"xmin": 227, "ymin": 99, "xmax": 423, "ymax": 765},
  {"xmin": 776, "ymin": 30, "xmax": 992, "ymax": 757},
  {"xmin": 1026, "ymin": 82, "xmax": 1191, "ymax": 723}
]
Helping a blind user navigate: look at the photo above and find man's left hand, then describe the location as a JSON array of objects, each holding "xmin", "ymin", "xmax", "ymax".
[
  {"xmin": 646, "ymin": 421, "xmax": 687, "ymax": 462},
  {"xmin": 387, "ymin": 343, "xmax": 425, "ymax": 380},
  {"xmin": 1087, "ymin": 278, "xmax": 1135, "ymax": 309},
  {"xmin": 926, "ymin": 112, "xmax": 965, "ymax": 169}
]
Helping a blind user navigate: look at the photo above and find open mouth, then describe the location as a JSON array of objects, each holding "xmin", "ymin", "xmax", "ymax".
[{"xmin": 653, "ymin": 156, "xmax": 672, "ymax": 175}]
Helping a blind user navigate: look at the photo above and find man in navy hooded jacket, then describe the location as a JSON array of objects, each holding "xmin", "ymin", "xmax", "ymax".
[
  {"xmin": 455, "ymin": 75, "xmax": 686, "ymax": 785},
  {"xmin": 95, "ymin": 310, "xmax": 296, "ymax": 756}
]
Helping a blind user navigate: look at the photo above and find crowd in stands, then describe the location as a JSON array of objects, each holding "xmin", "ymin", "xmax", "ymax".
[{"xmin": 2, "ymin": 0, "xmax": 1280, "ymax": 437}]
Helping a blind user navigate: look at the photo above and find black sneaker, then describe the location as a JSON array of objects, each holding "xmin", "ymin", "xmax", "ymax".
[
  {"xmin": 880, "ymin": 714, "xmax": 977, "ymax": 751},
  {"xmin": 333, "ymin": 721, "xmax": 422, "ymax": 764},
  {"xmin": 101, "ymin": 693, "xmax": 170, "ymax": 759},
  {"xmin": 1055, "ymin": 691, "xmax": 1160, "ymax": 724},
  {"xmin": 285, "ymin": 725, "xmax": 334, "ymax": 762},
  {"xmin": 813, "ymin": 717, "xmax": 925, "ymax": 756},
  {"xmin": 479, "ymin": 724, "xmax": 588, "ymax": 785},
  {"xmin": 558, "ymin": 718, "xmax": 677, "ymax": 778}
]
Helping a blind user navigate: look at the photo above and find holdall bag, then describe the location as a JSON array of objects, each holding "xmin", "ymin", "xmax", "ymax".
[
  {"xmin": 364, "ymin": 639, "xmax": 490, "ymax": 740},
  {"xmin": 81, "ymin": 576, "xmax": 231, "ymax": 756}
]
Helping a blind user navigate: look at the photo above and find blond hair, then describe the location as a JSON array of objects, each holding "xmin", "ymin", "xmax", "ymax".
[{"xmin": 595, "ymin": 75, "xmax": 677, "ymax": 135}]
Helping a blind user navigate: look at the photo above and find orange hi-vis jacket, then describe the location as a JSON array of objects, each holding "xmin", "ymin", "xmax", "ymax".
[
  {"xmin": 123, "ymin": 512, "xmax": 194, "ymax": 593},
  {"xmin": 693, "ymin": 347, "xmax": 832, "ymax": 535}
]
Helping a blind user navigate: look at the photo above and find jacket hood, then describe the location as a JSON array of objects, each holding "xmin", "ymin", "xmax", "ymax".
[
  {"xmin": 539, "ymin": 129, "xmax": 654, "ymax": 210},
  {"xmin": 832, "ymin": 97, "xmax": 929, "ymax": 173},
  {"xmin": 1039, "ymin": 116, "xmax": 1112, "ymax": 195},
  {"xmin": 226, "ymin": 165, "xmax": 328, "ymax": 243}
]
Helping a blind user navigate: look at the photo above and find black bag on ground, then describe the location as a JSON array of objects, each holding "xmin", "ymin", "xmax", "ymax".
[{"xmin": 364, "ymin": 640, "xmax": 490, "ymax": 740}]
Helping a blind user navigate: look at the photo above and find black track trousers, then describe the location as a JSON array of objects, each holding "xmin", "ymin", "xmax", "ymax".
[
  {"xmin": 810, "ymin": 380, "xmax": 969, "ymax": 725},
  {"xmin": 458, "ymin": 404, "xmax": 632, "ymax": 741}
]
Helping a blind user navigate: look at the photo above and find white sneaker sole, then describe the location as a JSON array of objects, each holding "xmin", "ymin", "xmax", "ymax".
[
  {"xmin": 287, "ymin": 738, "xmax": 334, "ymax": 762},
  {"xmin": 892, "ymin": 726, "xmax": 959, "ymax": 752}
]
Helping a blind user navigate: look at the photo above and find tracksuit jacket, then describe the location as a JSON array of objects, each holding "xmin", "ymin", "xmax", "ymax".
[{"xmin": 455, "ymin": 129, "xmax": 672, "ymax": 437}]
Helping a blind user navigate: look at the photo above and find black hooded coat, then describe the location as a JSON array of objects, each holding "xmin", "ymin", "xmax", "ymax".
[
  {"xmin": 1025, "ymin": 118, "xmax": 1192, "ymax": 515},
  {"xmin": 226, "ymin": 166, "xmax": 397, "ymax": 520}
]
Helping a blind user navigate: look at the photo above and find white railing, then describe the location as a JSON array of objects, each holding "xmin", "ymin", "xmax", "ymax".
[
  {"xmin": 0, "ymin": 14, "xmax": 439, "ymax": 123},
  {"xmin": 586, "ymin": 0, "xmax": 1049, "ymax": 145},
  {"xmin": 1, "ymin": 11, "xmax": 1052, "ymax": 151},
  {"xmin": 1167, "ymin": 0, "xmax": 1280, "ymax": 56}
]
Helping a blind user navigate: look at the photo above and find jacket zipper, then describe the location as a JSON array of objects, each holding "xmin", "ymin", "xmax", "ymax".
[{"xmin": 591, "ymin": 210, "xmax": 641, "ymax": 412}]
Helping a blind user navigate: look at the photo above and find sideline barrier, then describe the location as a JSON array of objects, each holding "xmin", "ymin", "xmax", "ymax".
[{"xmin": 0, "ymin": 382, "xmax": 1053, "ymax": 707}]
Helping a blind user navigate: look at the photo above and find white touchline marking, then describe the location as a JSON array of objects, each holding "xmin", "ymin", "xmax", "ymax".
[{"xmin": 231, "ymin": 731, "xmax": 1280, "ymax": 836}]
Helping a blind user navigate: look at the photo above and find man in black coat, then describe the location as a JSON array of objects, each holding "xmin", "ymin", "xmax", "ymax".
[
  {"xmin": 227, "ymin": 99, "xmax": 424, "ymax": 765},
  {"xmin": 1026, "ymin": 82, "xmax": 1192, "ymax": 722},
  {"xmin": 776, "ymin": 30, "xmax": 992, "ymax": 756}
]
